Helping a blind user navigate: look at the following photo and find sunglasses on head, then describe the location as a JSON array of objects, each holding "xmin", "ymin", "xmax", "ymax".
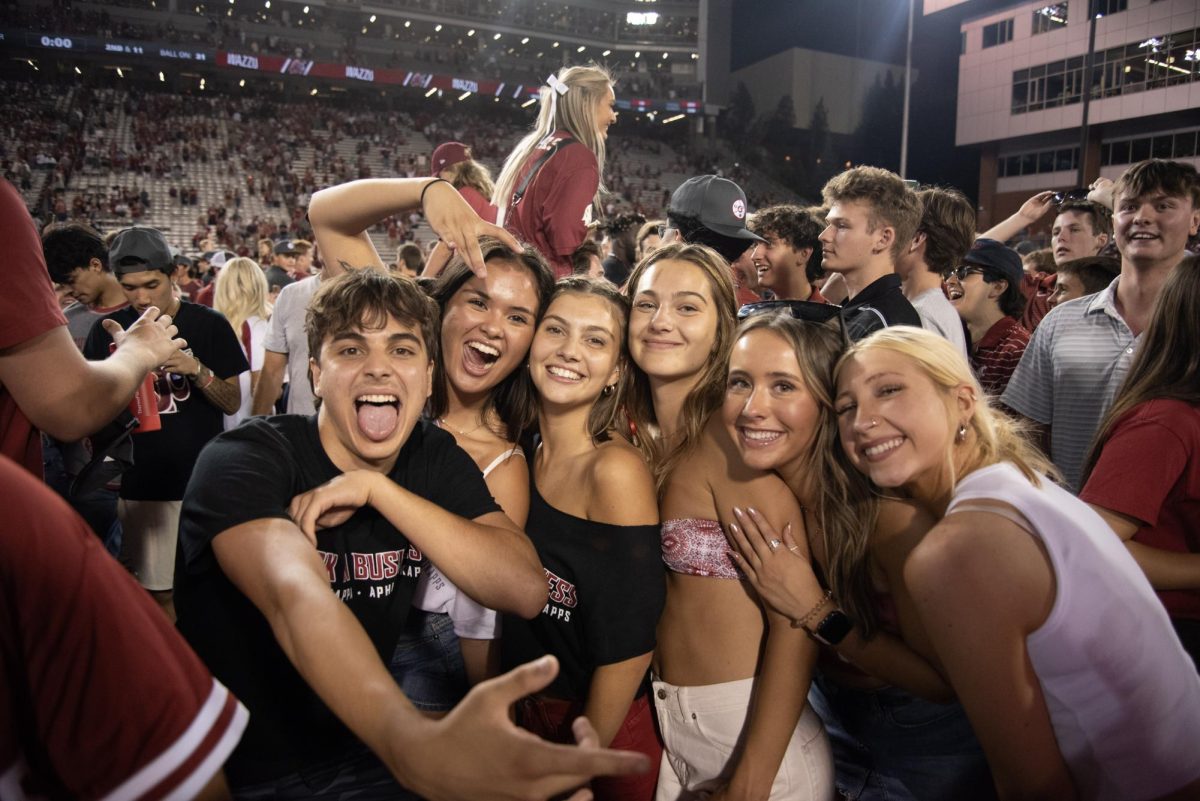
[
  {"xmin": 941, "ymin": 265, "xmax": 987, "ymax": 283},
  {"xmin": 737, "ymin": 299, "xmax": 843, "ymax": 323},
  {"xmin": 736, "ymin": 299, "xmax": 852, "ymax": 347},
  {"xmin": 1051, "ymin": 188, "xmax": 1090, "ymax": 206}
]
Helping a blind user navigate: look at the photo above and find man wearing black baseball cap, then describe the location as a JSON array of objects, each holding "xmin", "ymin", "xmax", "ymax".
[
  {"xmin": 83, "ymin": 225, "xmax": 248, "ymax": 616},
  {"xmin": 665, "ymin": 175, "xmax": 765, "ymax": 263},
  {"xmin": 665, "ymin": 175, "xmax": 765, "ymax": 305},
  {"xmin": 945, "ymin": 238, "xmax": 1030, "ymax": 395},
  {"xmin": 266, "ymin": 239, "xmax": 299, "ymax": 296}
]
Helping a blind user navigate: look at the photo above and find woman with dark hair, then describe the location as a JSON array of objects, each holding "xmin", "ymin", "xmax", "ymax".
[
  {"xmin": 402, "ymin": 237, "xmax": 555, "ymax": 711},
  {"xmin": 494, "ymin": 64, "xmax": 618, "ymax": 278},
  {"xmin": 621, "ymin": 243, "xmax": 834, "ymax": 800},
  {"xmin": 1082, "ymin": 254, "xmax": 1200, "ymax": 665},
  {"xmin": 501, "ymin": 276, "xmax": 665, "ymax": 801}
]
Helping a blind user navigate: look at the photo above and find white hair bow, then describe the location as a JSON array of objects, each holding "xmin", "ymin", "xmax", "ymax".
[{"xmin": 546, "ymin": 73, "xmax": 569, "ymax": 123}]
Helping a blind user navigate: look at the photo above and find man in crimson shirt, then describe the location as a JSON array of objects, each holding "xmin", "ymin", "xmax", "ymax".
[
  {"xmin": 0, "ymin": 178, "xmax": 182, "ymax": 476},
  {"xmin": 0, "ymin": 453, "xmax": 248, "ymax": 800}
]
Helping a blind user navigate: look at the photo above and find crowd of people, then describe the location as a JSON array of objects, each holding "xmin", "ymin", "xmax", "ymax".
[{"xmin": 3, "ymin": 62, "xmax": 1200, "ymax": 801}]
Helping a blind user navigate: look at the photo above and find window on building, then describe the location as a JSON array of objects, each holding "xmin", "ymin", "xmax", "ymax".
[
  {"xmin": 1088, "ymin": 0, "xmax": 1126, "ymax": 18},
  {"xmin": 999, "ymin": 147, "xmax": 1080, "ymax": 177},
  {"xmin": 1011, "ymin": 25, "xmax": 1200, "ymax": 114},
  {"xmin": 1175, "ymin": 131, "xmax": 1197, "ymax": 158},
  {"xmin": 983, "ymin": 18, "xmax": 1014, "ymax": 48},
  {"xmin": 1033, "ymin": 3, "xmax": 1068, "ymax": 34},
  {"xmin": 1101, "ymin": 130, "xmax": 1200, "ymax": 166}
]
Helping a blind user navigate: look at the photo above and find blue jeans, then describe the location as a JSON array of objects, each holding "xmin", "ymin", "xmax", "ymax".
[
  {"xmin": 389, "ymin": 609, "xmax": 469, "ymax": 713},
  {"xmin": 809, "ymin": 674, "xmax": 996, "ymax": 801}
]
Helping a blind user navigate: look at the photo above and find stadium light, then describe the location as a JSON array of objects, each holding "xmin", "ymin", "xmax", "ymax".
[
  {"xmin": 311, "ymin": 88, "xmax": 319, "ymax": 95},
  {"xmin": 435, "ymin": 24, "xmax": 442, "ymax": 31},
  {"xmin": 458, "ymin": 91, "xmax": 471, "ymax": 100},
  {"xmin": 577, "ymin": 45, "xmax": 586, "ymax": 53},
  {"xmin": 239, "ymin": 78, "xmax": 245, "ymax": 87},
  {"xmin": 116, "ymin": 67, "xmax": 123, "ymax": 77},
  {"xmin": 369, "ymin": 14, "xmax": 377, "ymax": 23},
  {"xmin": 662, "ymin": 114, "xmax": 684, "ymax": 124},
  {"xmin": 74, "ymin": 66, "xmax": 82, "ymax": 75},
  {"xmin": 158, "ymin": 71, "xmax": 165, "ymax": 82},
  {"xmin": 302, "ymin": 4, "xmax": 308, "ymax": 11},
  {"xmin": 552, "ymin": 41, "xmax": 559, "ymax": 48},
  {"xmin": 27, "ymin": 59, "xmax": 38, "ymax": 71},
  {"xmin": 467, "ymin": 29, "xmax": 475, "ymax": 36},
  {"xmin": 521, "ymin": 37, "xmax": 529, "ymax": 44},
  {"xmin": 404, "ymin": 20, "xmax": 411, "ymax": 27},
  {"xmin": 634, "ymin": 51, "xmax": 641, "ymax": 58},
  {"xmin": 662, "ymin": 52, "xmax": 668, "ymax": 59},
  {"xmin": 264, "ymin": 0, "xmax": 269, "ymax": 7},
  {"xmin": 494, "ymin": 32, "xmax": 502, "ymax": 40},
  {"xmin": 602, "ymin": 49, "xmax": 611, "ymax": 56},
  {"xmin": 521, "ymin": 97, "xmax": 537, "ymax": 107},
  {"xmin": 425, "ymin": 87, "xmax": 437, "ymax": 97}
]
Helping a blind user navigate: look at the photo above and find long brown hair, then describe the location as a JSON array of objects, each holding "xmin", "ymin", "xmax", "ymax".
[
  {"xmin": 734, "ymin": 312, "xmax": 885, "ymax": 636},
  {"xmin": 425, "ymin": 238, "xmax": 555, "ymax": 443},
  {"xmin": 540, "ymin": 276, "xmax": 631, "ymax": 443},
  {"xmin": 1083, "ymin": 254, "xmax": 1200, "ymax": 483},
  {"xmin": 446, "ymin": 158, "xmax": 495, "ymax": 200},
  {"xmin": 620, "ymin": 242, "xmax": 738, "ymax": 492}
]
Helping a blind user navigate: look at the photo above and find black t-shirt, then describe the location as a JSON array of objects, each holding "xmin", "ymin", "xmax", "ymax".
[
  {"xmin": 264, "ymin": 265, "xmax": 294, "ymax": 293},
  {"xmin": 82, "ymin": 300, "xmax": 248, "ymax": 500},
  {"xmin": 842, "ymin": 274, "xmax": 923, "ymax": 342},
  {"xmin": 501, "ymin": 478, "xmax": 665, "ymax": 702},
  {"xmin": 174, "ymin": 415, "xmax": 499, "ymax": 786}
]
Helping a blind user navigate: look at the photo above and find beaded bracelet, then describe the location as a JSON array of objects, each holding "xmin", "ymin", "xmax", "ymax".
[{"xmin": 790, "ymin": 589, "xmax": 833, "ymax": 630}]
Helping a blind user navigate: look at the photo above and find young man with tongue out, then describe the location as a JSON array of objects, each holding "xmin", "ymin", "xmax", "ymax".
[
  {"xmin": 1002, "ymin": 159, "xmax": 1200, "ymax": 492},
  {"xmin": 174, "ymin": 178, "xmax": 650, "ymax": 800}
]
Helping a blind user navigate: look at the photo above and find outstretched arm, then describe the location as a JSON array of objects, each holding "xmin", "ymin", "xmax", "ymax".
[
  {"xmin": 979, "ymin": 190, "xmax": 1058, "ymax": 244},
  {"xmin": 309, "ymin": 178, "xmax": 521, "ymax": 277},
  {"xmin": 3, "ymin": 307, "xmax": 184, "ymax": 441},
  {"xmin": 213, "ymin": 516, "xmax": 648, "ymax": 801}
]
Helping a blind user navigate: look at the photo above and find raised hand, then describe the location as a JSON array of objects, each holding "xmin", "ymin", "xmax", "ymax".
[
  {"xmin": 102, "ymin": 306, "xmax": 187, "ymax": 369},
  {"xmin": 421, "ymin": 179, "xmax": 522, "ymax": 278}
]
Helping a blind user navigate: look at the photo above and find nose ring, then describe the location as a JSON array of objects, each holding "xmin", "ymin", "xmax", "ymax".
[{"xmin": 867, "ymin": 418, "xmax": 879, "ymax": 429}]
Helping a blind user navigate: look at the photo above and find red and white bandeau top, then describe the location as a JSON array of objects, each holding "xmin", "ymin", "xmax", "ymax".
[{"xmin": 661, "ymin": 518, "xmax": 746, "ymax": 580}]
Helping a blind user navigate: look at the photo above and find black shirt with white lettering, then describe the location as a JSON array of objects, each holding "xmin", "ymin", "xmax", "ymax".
[
  {"xmin": 174, "ymin": 415, "xmax": 498, "ymax": 786},
  {"xmin": 500, "ymin": 478, "xmax": 665, "ymax": 701}
]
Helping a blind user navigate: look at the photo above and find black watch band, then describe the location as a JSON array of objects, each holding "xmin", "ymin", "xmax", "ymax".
[{"xmin": 809, "ymin": 609, "xmax": 853, "ymax": 647}]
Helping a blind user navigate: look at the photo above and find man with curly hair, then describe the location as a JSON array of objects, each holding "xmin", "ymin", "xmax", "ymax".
[{"xmin": 748, "ymin": 204, "xmax": 828, "ymax": 303}]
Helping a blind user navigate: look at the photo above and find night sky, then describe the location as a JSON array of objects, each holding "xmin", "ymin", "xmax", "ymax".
[{"xmin": 730, "ymin": 0, "xmax": 1000, "ymax": 200}]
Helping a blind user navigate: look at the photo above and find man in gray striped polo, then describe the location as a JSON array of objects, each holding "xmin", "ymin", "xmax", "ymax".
[{"xmin": 1002, "ymin": 159, "xmax": 1200, "ymax": 492}]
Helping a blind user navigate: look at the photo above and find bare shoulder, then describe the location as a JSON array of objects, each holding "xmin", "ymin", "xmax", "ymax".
[
  {"xmin": 906, "ymin": 509, "xmax": 1055, "ymax": 630},
  {"xmin": 587, "ymin": 439, "xmax": 658, "ymax": 526}
]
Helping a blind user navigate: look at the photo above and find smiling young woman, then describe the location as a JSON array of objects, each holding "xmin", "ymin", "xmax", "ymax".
[
  {"xmin": 501, "ymin": 276, "xmax": 664, "ymax": 801},
  {"xmin": 834, "ymin": 325, "xmax": 1200, "ymax": 801},
  {"xmin": 621, "ymin": 243, "xmax": 835, "ymax": 800}
]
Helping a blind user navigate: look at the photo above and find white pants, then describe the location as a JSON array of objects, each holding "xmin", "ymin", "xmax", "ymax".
[
  {"xmin": 653, "ymin": 675, "xmax": 834, "ymax": 801},
  {"xmin": 118, "ymin": 499, "xmax": 182, "ymax": 592}
]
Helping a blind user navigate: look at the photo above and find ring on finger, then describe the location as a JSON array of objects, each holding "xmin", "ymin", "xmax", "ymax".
[{"xmin": 768, "ymin": 538, "xmax": 782, "ymax": 551}]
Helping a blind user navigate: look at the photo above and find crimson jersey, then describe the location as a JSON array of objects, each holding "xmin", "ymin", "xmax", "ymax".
[
  {"xmin": 501, "ymin": 131, "xmax": 598, "ymax": 278},
  {"xmin": 0, "ymin": 179, "xmax": 68, "ymax": 475},
  {"xmin": 0, "ymin": 455, "xmax": 247, "ymax": 800}
]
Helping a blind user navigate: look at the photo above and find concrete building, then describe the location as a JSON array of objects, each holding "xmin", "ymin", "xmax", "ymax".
[{"xmin": 956, "ymin": 0, "xmax": 1199, "ymax": 232}]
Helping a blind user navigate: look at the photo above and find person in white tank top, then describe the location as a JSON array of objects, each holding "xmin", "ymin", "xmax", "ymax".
[{"xmin": 833, "ymin": 326, "xmax": 1200, "ymax": 801}]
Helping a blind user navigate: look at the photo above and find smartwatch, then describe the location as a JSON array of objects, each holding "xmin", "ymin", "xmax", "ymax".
[{"xmin": 808, "ymin": 609, "xmax": 853, "ymax": 647}]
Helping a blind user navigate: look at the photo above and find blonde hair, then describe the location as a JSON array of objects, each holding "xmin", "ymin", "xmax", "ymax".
[
  {"xmin": 620, "ymin": 242, "xmax": 739, "ymax": 493},
  {"xmin": 445, "ymin": 158, "xmax": 495, "ymax": 200},
  {"xmin": 214, "ymin": 257, "xmax": 270, "ymax": 336},
  {"xmin": 835, "ymin": 327, "xmax": 1056, "ymax": 493},
  {"xmin": 493, "ymin": 64, "xmax": 612, "ymax": 215}
]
